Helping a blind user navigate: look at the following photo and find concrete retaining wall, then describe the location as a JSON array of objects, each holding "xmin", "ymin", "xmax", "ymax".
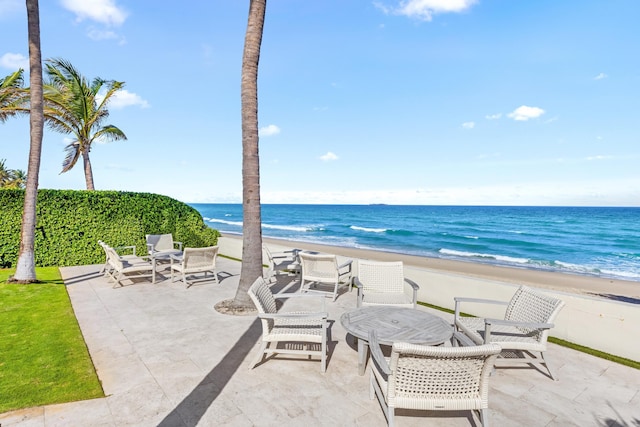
[{"xmin": 219, "ymin": 236, "xmax": 640, "ymax": 362}]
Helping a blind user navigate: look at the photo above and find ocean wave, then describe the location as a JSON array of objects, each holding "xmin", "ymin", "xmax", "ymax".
[
  {"xmin": 464, "ymin": 235, "xmax": 479, "ymax": 240},
  {"xmin": 262, "ymin": 223, "xmax": 311, "ymax": 232},
  {"xmin": 439, "ymin": 248, "xmax": 529, "ymax": 264},
  {"xmin": 206, "ymin": 218, "xmax": 243, "ymax": 227},
  {"xmin": 350, "ymin": 225, "xmax": 387, "ymax": 233}
]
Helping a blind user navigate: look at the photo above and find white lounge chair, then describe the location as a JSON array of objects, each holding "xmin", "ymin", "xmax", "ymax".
[
  {"xmin": 98, "ymin": 240, "xmax": 138, "ymax": 275},
  {"xmin": 298, "ymin": 252, "xmax": 353, "ymax": 301},
  {"xmin": 454, "ymin": 285, "xmax": 565, "ymax": 380},
  {"xmin": 262, "ymin": 245, "xmax": 300, "ymax": 282},
  {"xmin": 170, "ymin": 246, "xmax": 219, "ymax": 288},
  {"xmin": 248, "ymin": 277, "xmax": 329, "ymax": 372},
  {"xmin": 369, "ymin": 330, "xmax": 501, "ymax": 427},
  {"xmin": 104, "ymin": 245, "xmax": 154, "ymax": 288},
  {"xmin": 146, "ymin": 233, "xmax": 183, "ymax": 257},
  {"xmin": 354, "ymin": 260, "xmax": 419, "ymax": 308}
]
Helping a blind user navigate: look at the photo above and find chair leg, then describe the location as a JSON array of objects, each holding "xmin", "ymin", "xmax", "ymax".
[
  {"xmin": 479, "ymin": 408, "xmax": 489, "ymax": 427},
  {"xmin": 541, "ymin": 351, "xmax": 558, "ymax": 380},
  {"xmin": 250, "ymin": 341, "xmax": 268, "ymax": 370}
]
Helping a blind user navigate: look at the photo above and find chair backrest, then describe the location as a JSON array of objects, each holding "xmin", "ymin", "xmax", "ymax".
[
  {"xmin": 105, "ymin": 246, "xmax": 124, "ymax": 271},
  {"xmin": 248, "ymin": 277, "xmax": 277, "ymax": 315},
  {"xmin": 299, "ymin": 252, "xmax": 338, "ymax": 283},
  {"xmin": 387, "ymin": 342, "xmax": 502, "ymax": 410},
  {"xmin": 182, "ymin": 246, "xmax": 218, "ymax": 269},
  {"xmin": 357, "ymin": 260, "xmax": 405, "ymax": 294},
  {"xmin": 505, "ymin": 286, "xmax": 565, "ymax": 340},
  {"xmin": 146, "ymin": 234, "xmax": 174, "ymax": 251}
]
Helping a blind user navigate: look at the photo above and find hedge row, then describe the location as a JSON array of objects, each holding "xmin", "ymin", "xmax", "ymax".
[{"xmin": 0, "ymin": 189, "xmax": 220, "ymax": 268}]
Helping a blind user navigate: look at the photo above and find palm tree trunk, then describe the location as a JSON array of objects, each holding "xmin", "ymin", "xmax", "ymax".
[
  {"xmin": 11, "ymin": 0, "xmax": 43, "ymax": 283},
  {"xmin": 82, "ymin": 150, "xmax": 95, "ymax": 190},
  {"xmin": 232, "ymin": 0, "xmax": 267, "ymax": 308}
]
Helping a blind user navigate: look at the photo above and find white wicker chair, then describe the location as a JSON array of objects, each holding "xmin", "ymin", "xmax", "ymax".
[
  {"xmin": 170, "ymin": 246, "xmax": 219, "ymax": 288},
  {"xmin": 354, "ymin": 260, "xmax": 419, "ymax": 309},
  {"xmin": 298, "ymin": 252, "xmax": 353, "ymax": 301},
  {"xmin": 369, "ymin": 330, "xmax": 501, "ymax": 427},
  {"xmin": 248, "ymin": 277, "xmax": 329, "ymax": 372},
  {"xmin": 262, "ymin": 245, "xmax": 300, "ymax": 282},
  {"xmin": 145, "ymin": 233, "xmax": 183, "ymax": 257},
  {"xmin": 104, "ymin": 245, "xmax": 154, "ymax": 288},
  {"xmin": 454, "ymin": 285, "xmax": 565, "ymax": 380},
  {"xmin": 98, "ymin": 240, "xmax": 138, "ymax": 275}
]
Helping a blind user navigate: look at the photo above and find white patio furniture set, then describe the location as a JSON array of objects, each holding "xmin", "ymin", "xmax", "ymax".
[
  {"xmin": 253, "ymin": 245, "xmax": 565, "ymax": 426},
  {"xmin": 99, "ymin": 234, "xmax": 219, "ymax": 288}
]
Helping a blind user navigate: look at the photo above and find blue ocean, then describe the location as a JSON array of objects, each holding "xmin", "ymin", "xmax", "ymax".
[{"xmin": 190, "ymin": 204, "xmax": 640, "ymax": 283}]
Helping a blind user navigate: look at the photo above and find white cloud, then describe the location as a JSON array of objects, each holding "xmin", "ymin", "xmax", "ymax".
[
  {"xmin": 376, "ymin": 0, "xmax": 478, "ymax": 21},
  {"xmin": 0, "ymin": 52, "xmax": 28, "ymax": 70},
  {"xmin": 462, "ymin": 121, "xmax": 475, "ymax": 129},
  {"xmin": 259, "ymin": 124, "xmax": 281, "ymax": 137},
  {"xmin": 99, "ymin": 89, "xmax": 149, "ymax": 109},
  {"xmin": 320, "ymin": 152, "xmax": 338, "ymax": 161},
  {"xmin": 61, "ymin": 0, "xmax": 128, "ymax": 26},
  {"xmin": 507, "ymin": 105, "xmax": 545, "ymax": 121},
  {"xmin": 594, "ymin": 72, "xmax": 607, "ymax": 80},
  {"xmin": 485, "ymin": 113, "xmax": 501, "ymax": 120},
  {"xmin": 585, "ymin": 155, "xmax": 612, "ymax": 161},
  {"xmin": 87, "ymin": 28, "xmax": 119, "ymax": 41}
]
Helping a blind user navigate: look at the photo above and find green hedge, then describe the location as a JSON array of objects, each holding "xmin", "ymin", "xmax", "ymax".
[{"xmin": 0, "ymin": 189, "xmax": 220, "ymax": 268}]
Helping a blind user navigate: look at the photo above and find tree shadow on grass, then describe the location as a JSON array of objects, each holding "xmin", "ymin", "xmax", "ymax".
[{"xmin": 157, "ymin": 317, "xmax": 262, "ymax": 427}]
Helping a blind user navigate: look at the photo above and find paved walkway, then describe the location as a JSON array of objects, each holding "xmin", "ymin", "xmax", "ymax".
[{"xmin": 1, "ymin": 257, "xmax": 639, "ymax": 426}]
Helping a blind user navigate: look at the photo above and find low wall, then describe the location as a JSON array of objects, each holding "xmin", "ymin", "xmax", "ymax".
[{"xmin": 219, "ymin": 236, "xmax": 640, "ymax": 362}]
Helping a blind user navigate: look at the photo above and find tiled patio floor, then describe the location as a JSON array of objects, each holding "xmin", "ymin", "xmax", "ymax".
[{"xmin": 1, "ymin": 257, "xmax": 638, "ymax": 426}]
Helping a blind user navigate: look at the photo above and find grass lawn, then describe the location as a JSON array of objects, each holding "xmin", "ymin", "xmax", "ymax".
[{"xmin": 0, "ymin": 267, "xmax": 104, "ymax": 414}]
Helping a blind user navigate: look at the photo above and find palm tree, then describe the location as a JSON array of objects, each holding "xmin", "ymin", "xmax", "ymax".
[
  {"xmin": 0, "ymin": 159, "xmax": 27, "ymax": 189},
  {"xmin": 0, "ymin": 69, "xmax": 26, "ymax": 122},
  {"xmin": 11, "ymin": 0, "xmax": 44, "ymax": 283},
  {"xmin": 0, "ymin": 159, "xmax": 12, "ymax": 186},
  {"xmin": 43, "ymin": 58, "xmax": 127, "ymax": 190},
  {"xmin": 229, "ymin": 0, "xmax": 268, "ymax": 310}
]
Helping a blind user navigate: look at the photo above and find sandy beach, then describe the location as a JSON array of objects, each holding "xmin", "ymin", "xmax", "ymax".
[{"xmin": 253, "ymin": 234, "xmax": 640, "ymax": 303}]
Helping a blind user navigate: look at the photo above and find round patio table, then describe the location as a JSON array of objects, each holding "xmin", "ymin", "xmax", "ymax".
[{"xmin": 340, "ymin": 305, "xmax": 453, "ymax": 375}]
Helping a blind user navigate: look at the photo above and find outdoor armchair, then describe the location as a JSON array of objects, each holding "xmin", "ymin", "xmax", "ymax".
[
  {"xmin": 146, "ymin": 233, "xmax": 183, "ymax": 257},
  {"xmin": 369, "ymin": 330, "xmax": 501, "ymax": 427},
  {"xmin": 98, "ymin": 240, "xmax": 138, "ymax": 275},
  {"xmin": 248, "ymin": 277, "xmax": 329, "ymax": 372},
  {"xmin": 170, "ymin": 246, "xmax": 219, "ymax": 288},
  {"xmin": 454, "ymin": 285, "xmax": 565, "ymax": 380},
  {"xmin": 298, "ymin": 252, "xmax": 353, "ymax": 301},
  {"xmin": 354, "ymin": 260, "xmax": 419, "ymax": 308},
  {"xmin": 104, "ymin": 245, "xmax": 154, "ymax": 288},
  {"xmin": 262, "ymin": 244, "xmax": 300, "ymax": 282}
]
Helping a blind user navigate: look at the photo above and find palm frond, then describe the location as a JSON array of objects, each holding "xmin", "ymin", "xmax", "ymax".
[{"xmin": 60, "ymin": 142, "xmax": 81, "ymax": 174}]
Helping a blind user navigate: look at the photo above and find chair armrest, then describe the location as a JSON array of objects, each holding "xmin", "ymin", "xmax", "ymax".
[
  {"xmin": 174, "ymin": 241, "xmax": 183, "ymax": 251},
  {"xmin": 338, "ymin": 259, "xmax": 353, "ymax": 272},
  {"xmin": 353, "ymin": 277, "xmax": 363, "ymax": 289},
  {"xmin": 258, "ymin": 312, "xmax": 328, "ymax": 320},
  {"xmin": 484, "ymin": 318, "xmax": 554, "ymax": 343},
  {"xmin": 368, "ymin": 330, "xmax": 391, "ymax": 376},
  {"xmin": 403, "ymin": 278, "xmax": 419, "ymax": 291},
  {"xmin": 485, "ymin": 318, "xmax": 555, "ymax": 330},
  {"xmin": 169, "ymin": 253, "xmax": 182, "ymax": 262}
]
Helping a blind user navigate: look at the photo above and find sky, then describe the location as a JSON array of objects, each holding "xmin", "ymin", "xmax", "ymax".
[{"xmin": 1, "ymin": 0, "xmax": 639, "ymax": 206}]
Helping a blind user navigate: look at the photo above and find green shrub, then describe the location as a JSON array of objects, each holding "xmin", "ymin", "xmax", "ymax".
[{"xmin": 0, "ymin": 189, "xmax": 220, "ymax": 267}]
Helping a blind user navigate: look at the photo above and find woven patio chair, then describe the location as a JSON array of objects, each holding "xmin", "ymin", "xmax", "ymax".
[
  {"xmin": 98, "ymin": 240, "xmax": 138, "ymax": 275},
  {"xmin": 145, "ymin": 233, "xmax": 183, "ymax": 257},
  {"xmin": 369, "ymin": 330, "xmax": 501, "ymax": 427},
  {"xmin": 298, "ymin": 252, "xmax": 353, "ymax": 301},
  {"xmin": 248, "ymin": 277, "xmax": 329, "ymax": 372},
  {"xmin": 354, "ymin": 260, "xmax": 419, "ymax": 308},
  {"xmin": 170, "ymin": 246, "xmax": 219, "ymax": 288},
  {"xmin": 454, "ymin": 285, "xmax": 565, "ymax": 380},
  {"xmin": 104, "ymin": 245, "xmax": 154, "ymax": 288},
  {"xmin": 262, "ymin": 245, "xmax": 300, "ymax": 282}
]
